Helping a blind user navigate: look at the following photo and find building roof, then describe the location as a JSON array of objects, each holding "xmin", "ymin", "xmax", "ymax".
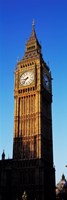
[
  {"xmin": 19, "ymin": 20, "xmax": 42, "ymax": 62},
  {"xmin": 26, "ymin": 19, "xmax": 41, "ymax": 48}
]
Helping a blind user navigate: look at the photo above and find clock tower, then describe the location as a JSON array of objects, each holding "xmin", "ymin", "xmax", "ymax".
[{"xmin": 13, "ymin": 21, "xmax": 56, "ymax": 200}]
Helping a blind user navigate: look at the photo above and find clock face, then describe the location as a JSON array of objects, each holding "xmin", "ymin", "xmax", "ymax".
[
  {"xmin": 43, "ymin": 73, "xmax": 49, "ymax": 88},
  {"xmin": 20, "ymin": 71, "xmax": 34, "ymax": 86}
]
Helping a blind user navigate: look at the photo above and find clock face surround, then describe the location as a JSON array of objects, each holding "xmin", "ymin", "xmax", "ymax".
[
  {"xmin": 19, "ymin": 70, "xmax": 35, "ymax": 86},
  {"xmin": 43, "ymin": 73, "xmax": 49, "ymax": 89}
]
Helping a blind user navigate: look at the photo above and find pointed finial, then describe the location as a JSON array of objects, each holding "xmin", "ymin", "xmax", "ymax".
[{"xmin": 32, "ymin": 19, "xmax": 35, "ymax": 31}]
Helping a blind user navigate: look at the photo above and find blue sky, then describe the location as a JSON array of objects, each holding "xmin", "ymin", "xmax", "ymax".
[{"xmin": 0, "ymin": 0, "xmax": 67, "ymax": 184}]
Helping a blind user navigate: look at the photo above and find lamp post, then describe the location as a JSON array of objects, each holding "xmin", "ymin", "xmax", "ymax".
[{"xmin": 22, "ymin": 191, "xmax": 27, "ymax": 200}]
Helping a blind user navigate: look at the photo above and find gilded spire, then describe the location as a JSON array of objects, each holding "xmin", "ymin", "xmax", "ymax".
[
  {"xmin": 32, "ymin": 19, "xmax": 35, "ymax": 31},
  {"xmin": 31, "ymin": 19, "xmax": 36, "ymax": 37}
]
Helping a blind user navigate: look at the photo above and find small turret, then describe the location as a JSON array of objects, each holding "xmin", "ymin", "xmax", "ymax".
[{"xmin": 2, "ymin": 150, "xmax": 5, "ymax": 160}]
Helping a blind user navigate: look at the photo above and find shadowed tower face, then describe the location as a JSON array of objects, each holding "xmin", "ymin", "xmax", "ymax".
[{"xmin": 13, "ymin": 21, "xmax": 53, "ymax": 167}]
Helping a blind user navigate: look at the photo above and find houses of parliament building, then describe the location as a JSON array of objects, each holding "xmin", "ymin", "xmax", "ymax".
[{"xmin": 0, "ymin": 22, "xmax": 56, "ymax": 200}]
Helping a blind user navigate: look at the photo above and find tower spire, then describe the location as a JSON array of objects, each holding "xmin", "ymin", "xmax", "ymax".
[{"xmin": 32, "ymin": 19, "xmax": 35, "ymax": 31}]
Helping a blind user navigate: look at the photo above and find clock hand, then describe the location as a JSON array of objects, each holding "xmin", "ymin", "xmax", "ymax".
[
  {"xmin": 22, "ymin": 77, "xmax": 29, "ymax": 84},
  {"xmin": 21, "ymin": 77, "xmax": 28, "ymax": 84},
  {"xmin": 24, "ymin": 77, "xmax": 28, "ymax": 81}
]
